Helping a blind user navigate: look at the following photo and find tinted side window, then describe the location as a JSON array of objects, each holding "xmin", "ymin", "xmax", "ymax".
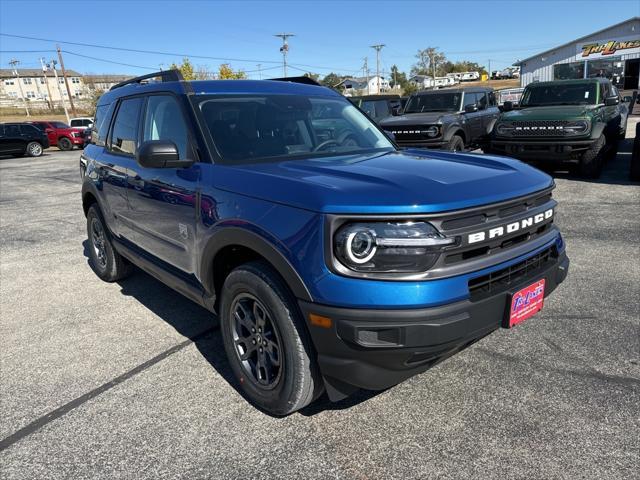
[
  {"xmin": 0, "ymin": 125, "xmax": 4, "ymax": 136},
  {"xmin": 19, "ymin": 125, "xmax": 39, "ymax": 135},
  {"xmin": 477, "ymin": 92, "xmax": 488, "ymax": 110},
  {"xmin": 109, "ymin": 97, "xmax": 142, "ymax": 155},
  {"xmin": 463, "ymin": 92, "xmax": 477, "ymax": 108},
  {"xmin": 5, "ymin": 125, "xmax": 20, "ymax": 136},
  {"xmin": 142, "ymin": 95, "xmax": 189, "ymax": 160},
  {"xmin": 92, "ymin": 104, "xmax": 112, "ymax": 146}
]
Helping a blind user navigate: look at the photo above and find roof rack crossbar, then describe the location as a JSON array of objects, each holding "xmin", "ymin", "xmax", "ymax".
[
  {"xmin": 268, "ymin": 76, "xmax": 321, "ymax": 86},
  {"xmin": 110, "ymin": 69, "xmax": 184, "ymax": 91}
]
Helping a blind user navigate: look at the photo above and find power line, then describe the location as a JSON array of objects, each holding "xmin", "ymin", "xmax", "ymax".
[
  {"xmin": 62, "ymin": 50, "xmax": 157, "ymax": 70},
  {"xmin": 0, "ymin": 33, "xmax": 284, "ymax": 65}
]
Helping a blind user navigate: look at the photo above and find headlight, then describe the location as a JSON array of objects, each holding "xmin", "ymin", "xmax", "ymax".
[
  {"xmin": 425, "ymin": 125, "xmax": 440, "ymax": 137},
  {"xmin": 563, "ymin": 120, "xmax": 589, "ymax": 135},
  {"xmin": 334, "ymin": 221, "xmax": 455, "ymax": 274},
  {"xmin": 496, "ymin": 122, "xmax": 515, "ymax": 136},
  {"xmin": 71, "ymin": 131, "xmax": 80, "ymax": 137}
]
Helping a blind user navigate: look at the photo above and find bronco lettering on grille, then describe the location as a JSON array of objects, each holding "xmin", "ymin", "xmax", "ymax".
[{"xmin": 468, "ymin": 209, "xmax": 553, "ymax": 244}]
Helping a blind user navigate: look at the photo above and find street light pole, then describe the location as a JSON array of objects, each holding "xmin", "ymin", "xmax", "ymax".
[
  {"xmin": 274, "ymin": 33, "xmax": 294, "ymax": 77},
  {"xmin": 8, "ymin": 59, "xmax": 29, "ymax": 117},
  {"xmin": 370, "ymin": 44, "xmax": 385, "ymax": 94}
]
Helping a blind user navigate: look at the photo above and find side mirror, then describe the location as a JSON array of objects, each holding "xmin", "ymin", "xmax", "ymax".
[
  {"xmin": 391, "ymin": 105, "xmax": 402, "ymax": 116},
  {"xmin": 604, "ymin": 96, "xmax": 619, "ymax": 106},
  {"xmin": 502, "ymin": 101, "xmax": 513, "ymax": 112},
  {"xmin": 137, "ymin": 140, "xmax": 191, "ymax": 168},
  {"xmin": 623, "ymin": 96, "xmax": 632, "ymax": 103},
  {"xmin": 464, "ymin": 104, "xmax": 478, "ymax": 113}
]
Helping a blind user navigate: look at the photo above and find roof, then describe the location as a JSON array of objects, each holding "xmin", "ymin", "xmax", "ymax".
[
  {"xmin": 98, "ymin": 78, "xmax": 340, "ymax": 105},
  {"xmin": 526, "ymin": 78, "xmax": 610, "ymax": 86},
  {"xmin": 0, "ymin": 68, "xmax": 82, "ymax": 78},
  {"xmin": 515, "ymin": 17, "xmax": 640, "ymax": 65}
]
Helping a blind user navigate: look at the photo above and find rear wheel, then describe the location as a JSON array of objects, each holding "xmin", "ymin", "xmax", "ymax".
[
  {"xmin": 578, "ymin": 134, "xmax": 605, "ymax": 179},
  {"xmin": 26, "ymin": 141, "xmax": 43, "ymax": 157},
  {"xmin": 446, "ymin": 135, "xmax": 465, "ymax": 152},
  {"xmin": 86, "ymin": 205, "xmax": 133, "ymax": 282},
  {"xmin": 58, "ymin": 137, "xmax": 73, "ymax": 151},
  {"xmin": 220, "ymin": 261, "xmax": 323, "ymax": 415}
]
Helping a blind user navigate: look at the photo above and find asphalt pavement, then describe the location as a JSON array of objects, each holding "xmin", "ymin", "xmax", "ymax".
[{"xmin": 1, "ymin": 123, "xmax": 638, "ymax": 479}]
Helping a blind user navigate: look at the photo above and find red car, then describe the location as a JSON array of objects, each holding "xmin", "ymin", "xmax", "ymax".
[{"xmin": 29, "ymin": 121, "xmax": 85, "ymax": 151}]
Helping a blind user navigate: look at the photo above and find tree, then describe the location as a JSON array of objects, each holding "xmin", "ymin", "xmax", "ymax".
[
  {"xmin": 320, "ymin": 72, "xmax": 343, "ymax": 89},
  {"xmin": 412, "ymin": 48, "xmax": 446, "ymax": 77},
  {"xmin": 195, "ymin": 65, "xmax": 215, "ymax": 80},
  {"xmin": 403, "ymin": 83, "xmax": 418, "ymax": 96},
  {"xmin": 169, "ymin": 57, "xmax": 195, "ymax": 80},
  {"xmin": 304, "ymin": 72, "xmax": 320, "ymax": 82},
  {"xmin": 389, "ymin": 65, "xmax": 409, "ymax": 89},
  {"xmin": 218, "ymin": 64, "xmax": 247, "ymax": 80}
]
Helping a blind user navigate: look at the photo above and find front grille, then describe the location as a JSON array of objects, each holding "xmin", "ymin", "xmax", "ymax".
[
  {"xmin": 385, "ymin": 126, "xmax": 438, "ymax": 142},
  {"xmin": 468, "ymin": 246, "xmax": 556, "ymax": 301},
  {"xmin": 509, "ymin": 120, "xmax": 568, "ymax": 137}
]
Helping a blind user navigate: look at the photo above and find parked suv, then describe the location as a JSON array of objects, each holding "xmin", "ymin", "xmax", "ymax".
[
  {"xmin": 379, "ymin": 87, "xmax": 500, "ymax": 151},
  {"xmin": 489, "ymin": 78, "xmax": 630, "ymax": 178},
  {"xmin": 0, "ymin": 122, "xmax": 49, "ymax": 157},
  {"xmin": 29, "ymin": 120, "xmax": 84, "ymax": 151},
  {"xmin": 81, "ymin": 72, "xmax": 569, "ymax": 415}
]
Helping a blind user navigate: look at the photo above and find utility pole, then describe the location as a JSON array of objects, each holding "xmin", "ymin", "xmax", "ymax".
[
  {"xmin": 50, "ymin": 60, "xmax": 70, "ymax": 124},
  {"xmin": 40, "ymin": 57, "xmax": 54, "ymax": 110},
  {"xmin": 363, "ymin": 57, "xmax": 369, "ymax": 95},
  {"xmin": 56, "ymin": 45, "xmax": 77, "ymax": 117},
  {"xmin": 370, "ymin": 44, "xmax": 385, "ymax": 94},
  {"xmin": 9, "ymin": 59, "xmax": 30, "ymax": 117},
  {"xmin": 257, "ymin": 64, "xmax": 262, "ymax": 80},
  {"xmin": 274, "ymin": 33, "xmax": 294, "ymax": 77}
]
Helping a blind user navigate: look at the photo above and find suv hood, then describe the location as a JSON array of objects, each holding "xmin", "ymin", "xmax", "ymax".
[
  {"xmin": 380, "ymin": 112, "xmax": 457, "ymax": 127},
  {"xmin": 501, "ymin": 105, "xmax": 597, "ymax": 121},
  {"xmin": 213, "ymin": 150, "xmax": 553, "ymax": 214}
]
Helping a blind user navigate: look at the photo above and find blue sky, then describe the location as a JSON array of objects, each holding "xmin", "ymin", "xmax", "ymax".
[{"xmin": 1, "ymin": 0, "xmax": 638, "ymax": 78}]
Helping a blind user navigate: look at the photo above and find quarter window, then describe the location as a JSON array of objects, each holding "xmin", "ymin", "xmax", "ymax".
[
  {"xmin": 142, "ymin": 95, "xmax": 189, "ymax": 160},
  {"xmin": 109, "ymin": 97, "xmax": 142, "ymax": 155}
]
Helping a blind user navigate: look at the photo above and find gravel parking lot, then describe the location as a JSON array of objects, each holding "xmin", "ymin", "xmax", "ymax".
[{"xmin": 1, "ymin": 122, "xmax": 638, "ymax": 479}]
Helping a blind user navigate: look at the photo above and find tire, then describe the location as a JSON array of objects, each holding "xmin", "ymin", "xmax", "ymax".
[
  {"xmin": 220, "ymin": 261, "xmax": 323, "ymax": 415},
  {"xmin": 26, "ymin": 141, "xmax": 43, "ymax": 157},
  {"xmin": 58, "ymin": 137, "xmax": 73, "ymax": 151},
  {"xmin": 578, "ymin": 134, "xmax": 606, "ymax": 179},
  {"xmin": 86, "ymin": 204, "xmax": 133, "ymax": 282},
  {"xmin": 446, "ymin": 135, "xmax": 465, "ymax": 152}
]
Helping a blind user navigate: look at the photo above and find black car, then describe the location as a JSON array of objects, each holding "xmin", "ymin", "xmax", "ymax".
[
  {"xmin": 350, "ymin": 94, "xmax": 406, "ymax": 123},
  {"xmin": 379, "ymin": 87, "xmax": 500, "ymax": 151},
  {"xmin": 0, "ymin": 123, "xmax": 50, "ymax": 157}
]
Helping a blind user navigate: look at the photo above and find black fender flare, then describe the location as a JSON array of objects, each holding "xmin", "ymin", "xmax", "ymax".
[
  {"xmin": 442, "ymin": 124, "xmax": 466, "ymax": 143},
  {"xmin": 590, "ymin": 122, "xmax": 606, "ymax": 141},
  {"xmin": 199, "ymin": 227, "xmax": 313, "ymax": 302},
  {"xmin": 81, "ymin": 178, "xmax": 105, "ymax": 216}
]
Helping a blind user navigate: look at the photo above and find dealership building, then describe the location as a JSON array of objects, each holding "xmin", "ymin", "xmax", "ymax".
[{"xmin": 516, "ymin": 17, "xmax": 640, "ymax": 90}]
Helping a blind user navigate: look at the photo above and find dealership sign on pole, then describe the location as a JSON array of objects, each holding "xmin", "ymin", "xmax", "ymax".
[{"xmin": 578, "ymin": 36, "xmax": 640, "ymax": 58}]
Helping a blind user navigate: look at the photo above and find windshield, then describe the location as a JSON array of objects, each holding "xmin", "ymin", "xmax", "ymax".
[
  {"xmin": 520, "ymin": 83, "xmax": 598, "ymax": 107},
  {"xmin": 51, "ymin": 121, "xmax": 70, "ymax": 129},
  {"xmin": 197, "ymin": 94, "xmax": 395, "ymax": 164},
  {"xmin": 404, "ymin": 93, "xmax": 462, "ymax": 113}
]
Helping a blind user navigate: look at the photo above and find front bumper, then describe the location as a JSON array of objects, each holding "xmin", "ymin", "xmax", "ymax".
[
  {"xmin": 300, "ymin": 249, "xmax": 569, "ymax": 400},
  {"xmin": 71, "ymin": 136, "xmax": 85, "ymax": 146},
  {"xmin": 490, "ymin": 137, "xmax": 595, "ymax": 161}
]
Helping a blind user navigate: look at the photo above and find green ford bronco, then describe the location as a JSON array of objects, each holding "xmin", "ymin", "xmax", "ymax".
[{"xmin": 489, "ymin": 78, "xmax": 630, "ymax": 178}]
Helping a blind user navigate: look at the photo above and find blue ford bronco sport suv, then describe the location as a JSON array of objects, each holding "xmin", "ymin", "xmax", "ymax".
[{"xmin": 81, "ymin": 71, "xmax": 569, "ymax": 415}]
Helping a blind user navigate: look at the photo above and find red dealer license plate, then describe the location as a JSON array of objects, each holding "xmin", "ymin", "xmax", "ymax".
[{"xmin": 506, "ymin": 279, "xmax": 546, "ymax": 328}]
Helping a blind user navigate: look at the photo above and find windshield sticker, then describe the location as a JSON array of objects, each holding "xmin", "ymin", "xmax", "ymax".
[{"xmin": 584, "ymin": 91, "xmax": 589, "ymax": 99}]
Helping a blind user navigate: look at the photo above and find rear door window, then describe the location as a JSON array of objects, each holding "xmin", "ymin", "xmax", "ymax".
[
  {"xmin": 108, "ymin": 97, "xmax": 143, "ymax": 155},
  {"xmin": 19, "ymin": 125, "xmax": 40, "ymax": 135}
]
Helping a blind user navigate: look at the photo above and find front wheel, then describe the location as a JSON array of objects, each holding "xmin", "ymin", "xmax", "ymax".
[
  {"xmin": 58, "ymin": 137, "xmax": 73, "ymax": 151},
  {"xmin": 220, "ymin": 261, "xmax": 323, "ymax": 415},
  {"xmin": 578, "ymin": 134, "xmax": 606, "ymax": 179},
  {"xmin": 26, "ymin": 141, "xmax": 43, "ymax": 157},
  {"xmin": 446, "ymin": 135, "xmax": 465, "ymax": 152}
]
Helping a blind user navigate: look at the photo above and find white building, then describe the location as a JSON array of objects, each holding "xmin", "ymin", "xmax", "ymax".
[
  {"xmin": 515, "ymin": 17, "xmax": 640, "ymax": 89},
  {"xmin": 0, "ymin": 68, "xmax": 85, "ymax": 106},
  {"xmin": 339, "ymin": 75, "xmax": 390, "ymax": 95}
]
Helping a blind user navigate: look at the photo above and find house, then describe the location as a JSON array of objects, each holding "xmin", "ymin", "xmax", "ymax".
[
  {"xmin": 339, "ymin": 75, "xmax": 390, "ymax": 95},
  {"xmin": 83, "ymin": 74, "xmax": 133, "ymax": 92}
]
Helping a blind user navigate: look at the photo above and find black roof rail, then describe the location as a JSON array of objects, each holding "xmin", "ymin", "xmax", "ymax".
[
  {"xmin": 110, "ymin": 69, "xmax": 184, "ymax": 91},
  {"xmin": 268, "ymin": 76, "xmax": 321, "ymax": 86}
]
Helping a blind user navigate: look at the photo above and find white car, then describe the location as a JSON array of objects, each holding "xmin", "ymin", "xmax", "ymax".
[{"xmin": 69, "ymin": 117, "xmax": 94, "ymax": 129}]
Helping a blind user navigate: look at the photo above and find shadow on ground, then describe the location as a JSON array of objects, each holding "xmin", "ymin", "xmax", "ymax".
[{"xmin": 81, "ymin": 240, "xmax": 380, "ymax": 417}]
